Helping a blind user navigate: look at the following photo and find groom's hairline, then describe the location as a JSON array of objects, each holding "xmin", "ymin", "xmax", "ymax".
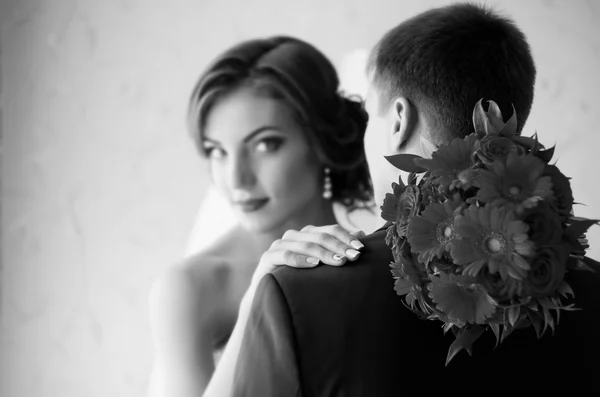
[
  {"xmin": 364, "ymin": 53, "xmax": 395, "ymax": 118},
  {"xmin": 362, "ymin": 2, "xmax": 537, "ymax": 140}
]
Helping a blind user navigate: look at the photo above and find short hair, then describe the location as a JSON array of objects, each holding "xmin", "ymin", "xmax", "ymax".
[
  {"xmin": 368, "ymin": 3, "xmax": 536, "ymax": 143},
  {"xmin": 188, "ymin": 36, "xmax": 372, "ymax": 208}
]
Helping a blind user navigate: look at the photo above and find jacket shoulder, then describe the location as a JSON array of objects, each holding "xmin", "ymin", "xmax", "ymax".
[{"xmin": 270, "ymin": 228, "xmax": 394, "ymax": 299}]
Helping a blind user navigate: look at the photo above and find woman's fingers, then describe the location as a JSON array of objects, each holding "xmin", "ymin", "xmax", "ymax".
[
  {"xmin": 301, "ymin": 224, "xmax": 365, "ymax": 252},
  {"xmin": 282, "ymin": 227, "xmax": 364, "ymax": 262},
  {"xmin": 259, "ymin": 246, "xmax": 320, "ymax": 271},
  {"xmin": 256, "ymin": 224, "xmax": 368, "ymax": 275},
  {"xmin": 270, "ymin": 239, "xmax": 349, "ymax": 266}
]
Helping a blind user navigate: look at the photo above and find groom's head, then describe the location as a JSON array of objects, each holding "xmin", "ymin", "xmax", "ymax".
[{"xmin": 364, "ymin": 3, "xmax": 536, "ymax": 205}]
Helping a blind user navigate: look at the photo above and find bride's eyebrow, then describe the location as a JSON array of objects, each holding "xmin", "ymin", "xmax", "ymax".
[
  {"xmin": 202, "ymin": 138, "xmax": 219, "ymax": 146},
  {"xmin": 242, "ymin": 125, "xmax": 282, "ymax": 143}
]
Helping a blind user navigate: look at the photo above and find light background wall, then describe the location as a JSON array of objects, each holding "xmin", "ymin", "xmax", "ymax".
[{"xmin": 1, "ymin": 0, "xmax": 598, "ymax": 396}]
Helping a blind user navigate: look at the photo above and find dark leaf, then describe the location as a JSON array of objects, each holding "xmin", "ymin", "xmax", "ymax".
[
  {"xmin": 486, "ymin": 100, "xmax": 503, "ymax": 121},
  {"xmin": 536, "ymin": 145, "xmax": 556, "ymax": 163},
  {"xmin": 566, "ymin": 256, "xmax": 580, "ymax": 271},
  {"xmin": 485, "ymin": 102, "xmax": 505, "ymax": 131},
  {"xmin": 564, "ymin": 219, "xmax": 599, "ymax": 242},
  {"xmin": 451, "ymin": 326, "xmax": 460, "ymax": 337},
  {"xmin": 497, "ymin": 104, "xmax": 517, "ymax": 137},
  {"xmin": 538, "ymin": 297, "xmax": 556, "ymax": 309},
  {"xmin": 508, "ymin": 305, "xmax": 521, "ymax": 327},
  {"xmin": 513, "ymin": 135, "xmax": 539, "ymax": 151},
  {"xmin": 490, "ymin": 323, "xmax": 500, "ymax": 348},
  {"xmin": 574, "ymin": 259, "xmax": 595, "ymax": 272},
  {"xmin": 385, "ymin": 154, "xmax": 427, "ymax": 173},
  {"xmin": 500, "ymin": 322, "xmax": 516, "ymax": 344},
  {"xmin": 567, "ymin": 215, "xmax": 579, "ymax": 221},
  {"xmin": 445, "ymin": 325, "xmax": 485, "ymax": 366},
  {"xmin": 529, "ymin": 133, "xmax": 543, "ymax": 154},
  {"xmin": 472, "ymin": 98, "xmax": 491, "ymax": 136},
  {"xmin": 527, "ymin": 310, "xmax": 543, "ymax": 338},
  {"xmin": 582, "ymin": 256, "xmax": 600, "ymax": 272},
  {"xmin": 558, "ymin": 281, "xmax": 575, "ymax": 299},
  {"xmin": 407, "ymin": 172, "xmax": 418, "ymax": 186},
  {"xmin": 561, "ymin": 303, "xmax": 580, "ymax": 311},
  {"xmin": 568, "ymin": 239, "xmax": 587, "ymax": 255},
  {"xmin": 443, "ymin": 322, "xmax": 454, "ymax": 334},
  {"xmin": 542, "ymin": 306, "xmax": 555, "ymax": 334}
]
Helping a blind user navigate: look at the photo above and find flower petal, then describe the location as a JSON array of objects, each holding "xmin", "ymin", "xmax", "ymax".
[{"xmin": 428, "ymin": 275, "xmax": 497, "ymax": 324}]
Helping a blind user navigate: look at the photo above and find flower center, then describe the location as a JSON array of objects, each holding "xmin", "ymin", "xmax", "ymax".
[
  {"xmin": 457, "ymin": 169, "xmax": 475, "ymax": 186},
  {"xmin": 487, "ymin": 238, "xmax": 502, "ymax": 252},
  {"xmin": 533, "ymin": 266, "xmax": 547, "ymax": 278},
  {"xmin": 436, "ymin": 220, "xmax": 454, "ymax": 244},
  {"xmin": 444, "ymin": 226, "xmax": 453, "ymax": 238},
  {"xmin": 509, "ymin": 186, "xmax": 521, "ymax": 196},
  {"xmin": 457, "ymin": 282, "xmax": 484, "ymax": 294},
  {"xmin": 484, "ymin": 232, "xmax": 507, "ymax": 255}
]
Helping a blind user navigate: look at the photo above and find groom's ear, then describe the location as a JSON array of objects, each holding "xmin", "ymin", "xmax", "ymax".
[{"xmin": 390, "ymin": 97, "xmax": 417, "ymax": 152}]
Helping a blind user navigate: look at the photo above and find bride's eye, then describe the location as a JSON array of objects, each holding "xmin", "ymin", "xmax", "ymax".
[
  {"xmin": 255, "ymin": 137, "xmax": 284, "ymax": 153},
  {"xmin": 203, "ymin": 144, "xmax": 226, "ymax": 159}
]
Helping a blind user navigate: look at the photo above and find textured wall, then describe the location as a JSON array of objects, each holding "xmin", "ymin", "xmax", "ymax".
[{"xmin": 1, "ymin": 0, "xmax": 599, "ymax": 396}]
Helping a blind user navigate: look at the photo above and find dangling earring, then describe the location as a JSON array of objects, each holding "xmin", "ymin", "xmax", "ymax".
[{"xmin": 323, "ymin": 167, "xmax": 332, "ymax": 200}]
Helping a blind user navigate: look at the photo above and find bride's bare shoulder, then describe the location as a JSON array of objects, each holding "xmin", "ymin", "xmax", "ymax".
[
  {"xmin": 149, "ymin": 225, "xmax": 256, "ymax": 313},
  {"xmin": 183, "ymin": 225, "xmax": 257, "ymax": 273}
]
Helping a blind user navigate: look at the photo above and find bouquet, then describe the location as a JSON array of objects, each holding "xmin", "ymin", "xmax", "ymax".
[{"xmin": 381, "ymin": 99, "xmax": 598, "ymax": 365}]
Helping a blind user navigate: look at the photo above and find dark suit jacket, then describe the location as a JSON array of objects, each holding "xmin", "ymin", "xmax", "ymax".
[{"xmin": 232, "ymin": 227, "xmax": 600, "ymax": 396}]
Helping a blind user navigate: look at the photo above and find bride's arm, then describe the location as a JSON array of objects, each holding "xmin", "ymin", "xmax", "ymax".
[
  {"xmin": 147, "ymin": 259, "xmax": 223, "ymax": 397},
  {"xmin": 203, "ymin": 273, "xmax": 260, "ymax": 397}
]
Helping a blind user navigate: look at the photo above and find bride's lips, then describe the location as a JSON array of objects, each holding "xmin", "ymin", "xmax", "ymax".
[{"xmin": 234, "ymin": 198, "xmax": 269, "ymax": 213}]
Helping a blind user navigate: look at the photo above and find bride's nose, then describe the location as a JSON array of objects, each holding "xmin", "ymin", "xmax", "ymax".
[{"xmin": 227, "ymin": 152, "xmax": 256, "ymax": 190}]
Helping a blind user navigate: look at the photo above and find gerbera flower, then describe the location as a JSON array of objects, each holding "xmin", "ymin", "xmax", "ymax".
[
  {"xmin": 390, "ymin": 255, "xmax": 428, "ymax": 311},
  {"xmin": 380, "ymin": 177, "xmax": 420, "ymax": 238},
  {"xmin": 451, "ymin": 204, "xmax": 534, "ymax": 280},
  {"xmin": 427, "ymin": 273, "xmax": 497, "ymax": 325},
  {"xmin": 475, "ymin": 152, "xmax": 554, "ymax": 212},
  {"xmin": 380, "ymin": 178, "xmax": 405, "ymax": 222},
  {"xmin": 415, "ymin": 134, "xmax": 479, "ymax": 190},
  {"xmin": 407, "ymin": 197, "xmax": 464, "ymax": 264}
]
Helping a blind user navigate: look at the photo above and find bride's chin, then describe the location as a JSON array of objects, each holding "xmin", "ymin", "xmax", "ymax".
[{"xmin": 237, "ymin": 212, "xmax": 281, "ymax": 235}]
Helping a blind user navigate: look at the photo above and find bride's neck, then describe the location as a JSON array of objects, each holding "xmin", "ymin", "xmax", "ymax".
[{"xmin": 251, "ymin": 198, "xmax": 337, "ymax": 253}]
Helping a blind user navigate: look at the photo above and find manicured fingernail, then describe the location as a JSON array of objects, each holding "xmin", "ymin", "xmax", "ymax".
[
  {"xmin": 306, "ymin": 257, "xmax": 319, "ymax": 265},
  {"xmin": 333, "ymin": 254, "xmax": 345, "ymax": 262},
  {"xmin": 350, "ymin": 240, "xmax": 364, "ymax": 250},
  {"xmin": 345, "ymin": 249, "xmax": 361, "ymax": 259}
]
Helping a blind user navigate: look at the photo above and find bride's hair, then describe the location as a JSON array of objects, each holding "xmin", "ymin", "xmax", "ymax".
[{"xmin": 188, "ymin": 36, "xmax": 373, "ymax": 209}]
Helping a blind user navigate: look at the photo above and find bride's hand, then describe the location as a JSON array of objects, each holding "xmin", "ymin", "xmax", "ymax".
[{"xmin": 251, "ymin": 224, "xmax": 366, "ymax": 285}]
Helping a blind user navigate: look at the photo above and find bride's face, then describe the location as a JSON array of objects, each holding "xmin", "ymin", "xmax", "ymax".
[{"xmin": 202, "ymin": 86, "xmax": 322, "ymax": 234}]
